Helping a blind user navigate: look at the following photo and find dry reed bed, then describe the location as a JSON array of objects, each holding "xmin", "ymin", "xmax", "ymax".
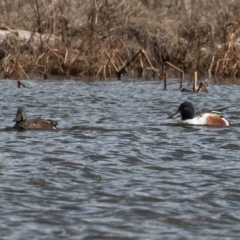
[{"xmin": 0, "ymin": 0, "xmax": 240, "ymax": 82}]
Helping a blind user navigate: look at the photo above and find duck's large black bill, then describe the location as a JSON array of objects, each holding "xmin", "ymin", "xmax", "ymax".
[{"xmin": 167, "ymin": 110, "xmax": 180, "ymax": 119}]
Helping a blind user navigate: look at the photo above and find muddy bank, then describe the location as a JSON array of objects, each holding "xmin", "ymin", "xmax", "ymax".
[{"xmin": 0, "ymin": 0, "xmax": 240, "ymax": 81}]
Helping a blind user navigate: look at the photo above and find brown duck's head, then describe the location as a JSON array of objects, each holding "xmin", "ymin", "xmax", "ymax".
[{"xmin": 13, "ymin": 107, "xmax": 27, "ymax": 122}]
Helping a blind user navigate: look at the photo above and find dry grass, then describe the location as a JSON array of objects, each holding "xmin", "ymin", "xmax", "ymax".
[{"xmin": 0, "ymin": 0, "xmax": 240, "ymax": 80}]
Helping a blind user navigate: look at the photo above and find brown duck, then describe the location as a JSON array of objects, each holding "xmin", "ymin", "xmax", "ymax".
[{"xmin": 13, "ymin": 107, "xmax": 58, "ymax": 130}]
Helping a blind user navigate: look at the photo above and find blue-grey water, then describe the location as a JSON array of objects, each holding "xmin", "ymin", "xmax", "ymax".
[{"xmin": 0, "ymin": 79, "xmax": 240, "ymax": 240}]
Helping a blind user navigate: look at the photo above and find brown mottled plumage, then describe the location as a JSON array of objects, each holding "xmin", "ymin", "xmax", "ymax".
[{"xmin": 13, "ymin": 107, "xmax": 58, "ymax": 130}]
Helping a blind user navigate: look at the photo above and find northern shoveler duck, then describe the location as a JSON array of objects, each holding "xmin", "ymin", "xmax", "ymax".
[
  {"xmin": 168, "ymin": 101, "xmax": 229, "ymax": 126},
  {"xmin": 13, "ymin": 107, "xmax": 58, "ymax": 130}
]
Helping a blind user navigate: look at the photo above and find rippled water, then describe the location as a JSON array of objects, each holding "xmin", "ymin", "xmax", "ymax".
[{"xmin": 1, "ymin": 79, "xmax": 240, "ymax": 239}]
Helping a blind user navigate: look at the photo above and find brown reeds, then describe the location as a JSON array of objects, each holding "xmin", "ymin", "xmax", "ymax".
[
  {"xmin": 17, "ymin": 80, "xmax": 26, "ymax": 88},
  {"xmin": 0, "ymin": 0, "xmax": 239, "ymax": 81},
  {"xmin": 215, "ymin": 20, "xmax": 240, "ymax": 77},
  {"xmin": 163, "ymin": 61, "xmax": 185, "ymax": 90},
  {"xmin": 116, "ymin": 49, "xmax": 161, "ymax": 80},
  {"xmin": 181, "ymin": 71, "xmax": 208, "ymax": 93}
]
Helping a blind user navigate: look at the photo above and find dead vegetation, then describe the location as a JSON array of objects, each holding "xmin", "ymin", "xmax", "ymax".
[{"xmin": 0, "ymin": 0, "xmax": 240, "ymax": 81}]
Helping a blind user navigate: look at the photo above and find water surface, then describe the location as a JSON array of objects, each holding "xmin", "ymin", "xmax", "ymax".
[{"xmin": 0, "ymin": 79, "xmax": 240, "ymax": 240}]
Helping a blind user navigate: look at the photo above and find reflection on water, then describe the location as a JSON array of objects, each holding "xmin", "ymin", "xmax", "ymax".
[{"xmin": 1, "ymin": 79, "xmax": 240, "ymax": 239}]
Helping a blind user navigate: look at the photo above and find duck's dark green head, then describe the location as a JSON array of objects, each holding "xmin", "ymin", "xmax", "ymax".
[{"xmin": 168, "ymin": 101, "xmax": 196, "ymax": 120}]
